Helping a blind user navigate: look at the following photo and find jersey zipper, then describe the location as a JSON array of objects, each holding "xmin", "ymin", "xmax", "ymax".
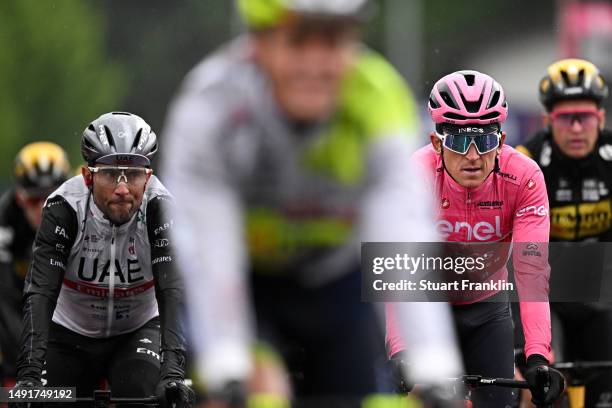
[
  {"xmin": 106, "ymin": 224, "xmax": 117, "ymax": 337},
  {"xmin": 466, "ymin": 191, "xmax": 471, "ymax": 241},
  {"xmin": 573, "ymin": 167, "xmax": 581, "ymax": 240}
]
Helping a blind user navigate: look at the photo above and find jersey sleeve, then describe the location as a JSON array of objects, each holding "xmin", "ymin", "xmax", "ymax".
[
  {"xmin": 350, "ymin": 64, "xmax": 463, "ymax": 381},
  {"xmin": 161, "ymin": 91, "xmax": 253, "ymax": 391},
  {"xmin": 0, "ymin": 194, "xmax": 16, "ymax": 265},
  {"xmin": 375, "ymin": 141, "xmax": 463, "ymax": 381},
  {"xmin": 146, "ymin": 195, "xmax": 188, "ymax": 380},
  {"xmin": 511, "ymin": 167, "xmax": 552, "ymax": 361},
  {"xmin": 16, "ymin": 196, "xmax": 77, "ymax": 381}
]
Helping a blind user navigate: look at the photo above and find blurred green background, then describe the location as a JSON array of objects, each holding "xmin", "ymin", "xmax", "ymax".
[{"xmin": 1, "ymin": 0, "xmax": 610, "ymax": 188}]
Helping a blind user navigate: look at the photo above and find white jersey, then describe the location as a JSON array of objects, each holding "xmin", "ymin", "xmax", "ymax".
[
  {"xmin": 162, "ymin": 36, "xmax": 461, "ymax": 389},
  {"xmin": 48, "ymin": 175, "xmax": 169, "ymax": 337}
]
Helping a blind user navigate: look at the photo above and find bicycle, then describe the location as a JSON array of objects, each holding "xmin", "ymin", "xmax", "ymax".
[
  {"xmin": 70, "ymin": 376, "xmax": 547, "ymax": 408},
  {"xmin": 458, "ymin": 375, "xmax": 527, "ymax": 406},
  {"xmin": 407, "ymin": 374, "xmax": 559, "ymax": 408},
  {"xmin": 444, "ymin": 375, "xmax": 529, "ymax": 408},
  {"xmin": 72, "ymin": 378, "xmax": 194, "ymax": 408},
  {"xmin": 552, "ymin": 361, "xmax": 612, "ymax": 408}
]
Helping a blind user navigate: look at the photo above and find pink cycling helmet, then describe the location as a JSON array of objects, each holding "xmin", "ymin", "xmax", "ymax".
[{"xmin": 428, "ymin": 70, "xmax": 508, "ymax": 126}]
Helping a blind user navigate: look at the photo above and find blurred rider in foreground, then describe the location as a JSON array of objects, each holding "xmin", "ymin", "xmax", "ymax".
[{"xmin": 162, "ymin": 0, "xmax": 461, "ymax": 406}]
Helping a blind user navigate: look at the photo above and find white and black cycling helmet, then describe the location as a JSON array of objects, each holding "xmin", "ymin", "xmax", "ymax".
[
  {"xmin": 237, "ymin": 0, "xmax": 372, "ymax": 30},
  {"xmin": 81, "ymin": 112, "xmax": 158, "ymax": 167}
]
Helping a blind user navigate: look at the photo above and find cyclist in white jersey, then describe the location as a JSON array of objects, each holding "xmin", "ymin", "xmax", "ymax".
[
  {"xmin": 12, "ymin": 112, "xmax": 193, "ymax": 408},
  {"xmin": 162, "ymin": 0, "xmax": 461, "ymax": 405}
]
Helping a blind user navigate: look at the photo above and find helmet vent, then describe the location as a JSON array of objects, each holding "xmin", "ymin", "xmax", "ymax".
[
  {"xmin": 489, "ymin": 90, "xmax": 500, "ymax": 108},
  {"xmin": 578, "ymin": 69, "xmax": 585, "ymax": 85},
  {"xmin": 460, "ymin": 91, "xmax": 484, "ymax": 113},
  {"xmin": 464, "ymin": 74, "xmax": 475, "ymax": 86},
  {"xmin": 83, "ymin": 138, "xmax": 96, "ymax": 150},
  {"xmin": 479, "ymin": 112, "xmax": 500, "ymax": 120},
  {"xmin": 440, "ymin": 92, "xmax": 458, "ymax": 110},
  {"xmin": 104, "ymin": 126, "xmax": 116, "ymax": 149},
  {"xmin": 561, "ymin": 70, "xmax": 571, "ymax": 86},
  {"xmin": 131, "ymin": 129, "xmax": 143, "ymax": 152},
  {"xmin": 443, "ymin": 111, "xmax": 499, "ymax": 121},
  {"xmin": 443, "ymin": 112, "xmax": 469, "ymax": 120},
  {"xmin": 438, "ymin": 82, "xmax": 459, "ymax": 109},
  {"xmin": 463, "ymin": 99, "xmax": 482, "ymax": 113},
  {"xmin": 429, "ymin": 97, "xmax": 440, "ymax": 109}
]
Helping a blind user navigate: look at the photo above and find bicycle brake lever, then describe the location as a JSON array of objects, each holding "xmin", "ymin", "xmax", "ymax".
[{"xmin": 535, "ymin": 366, "xmax": 551, "ymax": 394}]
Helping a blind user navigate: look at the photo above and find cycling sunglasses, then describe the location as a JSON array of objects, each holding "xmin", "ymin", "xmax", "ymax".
[
  {"xmin": 88, "ymin": 166, "xmax": 152, "ymax": 186},
  {"xmin": 436, "ymin": 131, "xmax": 501, "ymax": 155},
  {"xmin": 549, "ymin": 107, "xmax": 602, "ymax": 130}
]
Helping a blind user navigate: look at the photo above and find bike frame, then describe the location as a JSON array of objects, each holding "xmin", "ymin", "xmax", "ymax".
[{"xmin": 553, "ymin": 361, "xmax": 612, "ymax": 408}]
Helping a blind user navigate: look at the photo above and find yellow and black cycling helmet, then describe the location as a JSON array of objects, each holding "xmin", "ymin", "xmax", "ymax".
[
  {"xmin": 539, "ymin": 58, "xmax": 608, "ymax": 112},
  {"xmin": 14, "ymin": 142, "xmax": 71, "ymax": 195}
]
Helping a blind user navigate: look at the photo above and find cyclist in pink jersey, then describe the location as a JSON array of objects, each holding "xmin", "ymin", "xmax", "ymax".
[{"xmin": 386, "ymin": 70, "xmax": 565, "ymax": 406}]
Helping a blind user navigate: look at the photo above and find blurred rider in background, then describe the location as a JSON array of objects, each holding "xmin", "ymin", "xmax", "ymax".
[
  {"xmin": 517, "ymin": 58, "xmax": 611, "ymax": 407},
  {"xmin": 0, "ymin": 142, "xmax": 71, "ymax": 383}
]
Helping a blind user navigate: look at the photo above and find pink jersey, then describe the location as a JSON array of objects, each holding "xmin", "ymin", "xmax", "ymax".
[{"xmin": 386, "ymin": 144, "xmax": 552, "ymax": 361}]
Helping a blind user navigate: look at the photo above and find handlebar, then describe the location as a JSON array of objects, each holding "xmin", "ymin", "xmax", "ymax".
[
  {"xmin": 74, "ymin": 390, "xmax": 159, "ymax": 406},
  {"xmin": 452, "ymin": 374, "xmax": 529, "ymax": 389},
  {"xmin": 452, "ymin": 375, "xmax": 554, "ymax": 408}
]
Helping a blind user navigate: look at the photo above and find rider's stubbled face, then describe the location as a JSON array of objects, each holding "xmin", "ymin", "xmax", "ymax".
[
  {"xmin": 83, "ymin": 165, "xmax": 148, "ymax": 225},
  {"xmin": 254, "ymin": 15, "xmax": 359, "ymax": 124}
]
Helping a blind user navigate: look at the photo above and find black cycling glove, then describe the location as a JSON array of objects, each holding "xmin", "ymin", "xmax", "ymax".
[
  {"xmin": 8, "ymin": 379, "xmax": 43, "ymax": 408},
  {"xmin": 525, "ymin": 354, "xmax": 565, "ymax": 406},
  {"xmin": 389, "ymin": 352, "xmax": 414, "ymax": 394},
  {"xmin": 155, "ymin": 378, "xmax": 195, "ymax": 408}
]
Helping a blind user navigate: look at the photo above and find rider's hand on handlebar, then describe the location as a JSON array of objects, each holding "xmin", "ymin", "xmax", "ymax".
[
  {"xmin": 389, "ymin": 351, "xmax": 414, "ymax": 394},
  {"xmin": 525, "ymin": 354, "xmax": 565, "ymax": 406},
  {"xmin": 8, "ymin": 379, "xmax": 43, "ymax": 408},
  {"xmin": 155, "ymin": 378, "xmax": 195, "ymax": 408}
]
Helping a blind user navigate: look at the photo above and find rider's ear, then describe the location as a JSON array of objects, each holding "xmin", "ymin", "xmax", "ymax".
[
  {"xmin": 543, "ymin": 112, "xmax": 551, "ymax": 128},
  {"xmin": 142, "ymin": 169, "xmax": 153, "ymax": 193},
  {"xmin": 82, "ymin": 166, "xmax": 93, "ymax": 187},
  {"xmin": 430, "ymin": 133, "xmax": 442, "ymax": 154},
  {"xmin": 498, "ymin": 132, "xmax": 507, "ymax": 152}
]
